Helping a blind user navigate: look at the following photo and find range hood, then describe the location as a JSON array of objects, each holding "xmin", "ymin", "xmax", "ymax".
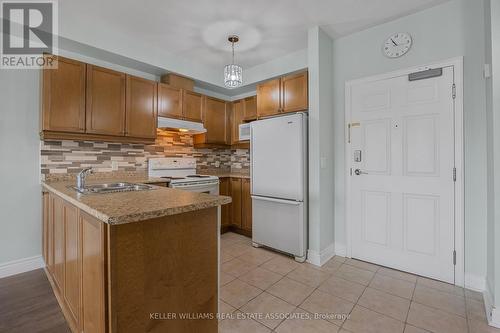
[{"xmin": 157, "ymin": 117, "xmax": 206, "ymax": 134}]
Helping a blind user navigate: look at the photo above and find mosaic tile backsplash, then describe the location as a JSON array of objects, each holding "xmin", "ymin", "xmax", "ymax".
[{"xmin": 40, "ymin": 130, "xmax": 250, "ymax": 178}]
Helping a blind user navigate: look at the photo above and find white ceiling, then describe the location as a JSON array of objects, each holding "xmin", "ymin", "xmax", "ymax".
[{"xmin": 59, "ymin": 0, "xmax": 449, "ymax": 71}]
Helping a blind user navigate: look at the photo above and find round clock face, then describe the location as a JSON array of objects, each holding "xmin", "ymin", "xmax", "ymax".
[{"xmin": 383, "ymin": 33, "xmax": 412, "ymax": 58}]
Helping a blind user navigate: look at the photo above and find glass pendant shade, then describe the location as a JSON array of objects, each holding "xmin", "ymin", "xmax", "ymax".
[{"xmin": 224, "ymin": 64, "xmax": 242, "ymax": 88}]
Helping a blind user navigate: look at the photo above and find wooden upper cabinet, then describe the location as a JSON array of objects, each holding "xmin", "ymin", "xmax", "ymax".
[
  {"xmin": 231, "ymin": 100, "xmax": 244, "ymax": 144},
  {"xmin": 241, "ymin": 178, "xmax": 252, "ymax": 232},
  {"xmin": 230, "ymin": 178, "xmax": 242, "ymax": 228},
  {"xmin": 243, "ymin": 96, "xmax": 257, "ymax": 120},
  {"xmin": 281, "ymin": 71, "xmax": 308, "ymax": 113},
  {"xmin": 126, "ymin": 76, "xmax": 157, "ymax": 139},
  {"xmin": 204, "ymin": 97, "xmax": 229, "ymax": 144},
  {"xmin": 86, "ymin": 65, "xmax": 126, "ymax": 136},
  {"xmin": 42, "ymin": 55, "xmax": 86, "ymax": 132},
  {"xmin": 158, "ymin": 83, "xmax": 183, "ymax": 119},
  {"xmin": 183, "ymin": 90, "xmax": 203, "ymax": 122},
  {"xmin": 257, "ymin": 78, "xmax": 281, "ymax": 118}
]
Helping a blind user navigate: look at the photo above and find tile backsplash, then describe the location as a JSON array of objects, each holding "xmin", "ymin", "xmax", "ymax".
[{"xmin": 40, "ymin": 130, "xmax": 249, "ymax": 178}]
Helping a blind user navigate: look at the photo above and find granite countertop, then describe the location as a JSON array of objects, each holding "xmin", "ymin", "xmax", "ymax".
[
  {"xmin": 42, "ymin": 179, "xmax": 231, "ymax": 225},
  {"xmin": 199, "ymin": 169, "xmax": 250, "ymax": 179}
]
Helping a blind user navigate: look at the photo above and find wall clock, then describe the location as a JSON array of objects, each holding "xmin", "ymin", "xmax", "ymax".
[{"xmin": 383, "ymin": 32, "xmax": 412, "ymax": 58}]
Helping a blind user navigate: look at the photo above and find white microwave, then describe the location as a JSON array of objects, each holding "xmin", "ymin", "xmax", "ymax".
[{"xmin": 239, "ymin": 123, "xmax": 251, "ymax": 141}]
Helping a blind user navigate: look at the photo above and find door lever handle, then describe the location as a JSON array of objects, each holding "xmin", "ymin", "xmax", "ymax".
[{"xmin": 354, "ymin": 169, "xmax": 368, "ymax": 176}]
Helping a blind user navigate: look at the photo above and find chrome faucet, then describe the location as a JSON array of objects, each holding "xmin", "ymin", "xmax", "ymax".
[{"xmin": 76, "ymin": 167, "xmax": 93, "ymax": 191}]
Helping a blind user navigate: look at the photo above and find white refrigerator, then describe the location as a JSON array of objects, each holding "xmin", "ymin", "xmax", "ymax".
[{"xmin": 251, "ymin": 112, "xmax": 308, "ymax": 262}]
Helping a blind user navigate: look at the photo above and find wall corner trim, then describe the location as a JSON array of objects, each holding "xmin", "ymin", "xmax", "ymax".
[
  {"xmin": 307, "ymin": 243, "xmax": 335, "ymax": 266},
  {"xmin": 0, "ymin": 255, "xmax": 44, "ymax": 279},
  {"xmin": 484, "ymin": 282, "xmax": 500, "ymax": 328}
]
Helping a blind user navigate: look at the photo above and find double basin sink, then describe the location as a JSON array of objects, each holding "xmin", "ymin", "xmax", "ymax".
[{"xmin": 72, "ymin": 182, "xmax": 155, "ymax": 194}]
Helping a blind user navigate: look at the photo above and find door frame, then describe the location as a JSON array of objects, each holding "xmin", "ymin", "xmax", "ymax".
[{"xmin": 344, "ymin": 57, "xmax": 464, "ymax": 286}]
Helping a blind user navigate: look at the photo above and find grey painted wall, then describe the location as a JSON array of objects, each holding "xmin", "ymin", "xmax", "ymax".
[
  {"xmin": 332, "ymin": 0, "xmax": 489, "ymax": 282},
  {"xmin": 0, "ymin": 70, "xmax": 41, "ymax": 264}
]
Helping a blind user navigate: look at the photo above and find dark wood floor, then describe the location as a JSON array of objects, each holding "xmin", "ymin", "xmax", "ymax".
[{"xmin": 0, "ymin": 269, "xmax": 70, "ymax": 333}]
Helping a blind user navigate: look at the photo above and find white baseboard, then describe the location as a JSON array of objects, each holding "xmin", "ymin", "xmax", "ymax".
[
  {"xmin": 335, "ymin": 243, "xmax": 347, "ymax": 257},
  {"xmin": 0, "ymin": 255, "xmax": 44, "ymax": 279},
  {"xmin": 307, "ymin": 243, "xmax": 335, "ymax": 266},
  {"xmin": 465, "ymin": 273, "xmax": 486, "ymax": 292},
  {"xmin": 484, "ymin": 281, "xmax": 500, "ymax": 328}
]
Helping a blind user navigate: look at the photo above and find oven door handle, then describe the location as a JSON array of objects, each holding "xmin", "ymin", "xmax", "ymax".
[{"xmin": 170, "ymin": 182, "xmax": 219, "ymax": 190}]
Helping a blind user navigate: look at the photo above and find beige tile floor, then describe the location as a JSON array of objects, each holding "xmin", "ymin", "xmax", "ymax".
[{"xmin": 218, "ymin": 232, "xmax": 500, "ymax": 333}]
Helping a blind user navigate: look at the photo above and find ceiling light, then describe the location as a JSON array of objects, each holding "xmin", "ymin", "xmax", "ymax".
[{"xmin": 224, "ymin": 35, "xmax": 242, "ymax": 89}]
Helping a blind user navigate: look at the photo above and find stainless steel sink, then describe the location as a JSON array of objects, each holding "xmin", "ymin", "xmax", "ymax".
[{"xmin": 70, "ymin": 182, "xmax": 156, "ymax": 194}]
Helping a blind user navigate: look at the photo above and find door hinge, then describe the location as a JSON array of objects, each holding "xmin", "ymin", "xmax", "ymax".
[
  {"xmin": 452, "ymin": 83, "xmax": 456, "ymax": 99},
  {"xmin": 453, "ymin": 250, "xmax": 457, "ymax": 265},
  {"xmin": 453, "ymin": 167, "xmax": 457, "ymax": 182}
]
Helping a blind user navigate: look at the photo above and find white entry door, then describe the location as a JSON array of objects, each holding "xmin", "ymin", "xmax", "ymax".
[{"xmin": 348, "ymin": 66, "xmax": 456, "ymax": 283}]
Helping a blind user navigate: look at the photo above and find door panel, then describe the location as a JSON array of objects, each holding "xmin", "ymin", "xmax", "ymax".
[
  {"xmin": 219, "ymin": 178, "xmax": 231, "ymax": 227},
  {"xmin": 42, "ymin": 55, "xmax": 86, "ymax": 132},
  {"xmin": 349, "ymin": 66, "xmax": 455, "ymax": 283},
  {"xmin": 81, "ymin": 212, "xmax": 106, "ymax": 333},
  {"xmin": 251, "ymin": 113, "xmax": 305, "ymax": 201},
  {"xmin": 281, "ymin": 71, "xmax": 308, "ymax": 113},
  {"xmin": 183, "ymin": 90, "xmax": 203, "ymax": 122},
  {"xmin": 230, "ymin": 178, "xmax": 242, "ymax": 228},
  {"xmin": 243, "ymin": 96, "xmax": 257, "ymax": 120},
  {"xmin": 158, "ymin": 83, "xmax": 183, "ymax": 119},
  {"xmin": 64, "ymin": 202, "xmax": 80, "ymax": 324},
  {"xmin": 231, "ymin": 101, "xmax": 244, "ymax": 144},
  {"xmin": 126, "ymin": 76, "xmax": 157, "ymax": 138},
  {"xmin": 86, "ymin": 65, "xmax": 126, "ymax": 136},
  {"xmin": 52, "ymin": 195, "xmax": 65, "ymax": 292},
  {"xmin": 257, "ymin": 78, "xmax": 281, "ymax": 117},
  {"xmin": 204, "ymin": 97, "xmax": 228, "ymax": 144},
  {"xmin": 241, "ymin": 179, "xmax": 252, "ymax": 232}
]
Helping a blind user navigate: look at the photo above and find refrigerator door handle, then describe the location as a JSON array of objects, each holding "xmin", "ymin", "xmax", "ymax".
[{"xmin": 251, "ymin": 195, "xmax": 302, "ymax": 205}]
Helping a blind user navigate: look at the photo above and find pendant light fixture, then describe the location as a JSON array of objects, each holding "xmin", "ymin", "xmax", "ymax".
[{"xmin": 224, "ymin": 35, "xmax": 242, "ymax": 88}]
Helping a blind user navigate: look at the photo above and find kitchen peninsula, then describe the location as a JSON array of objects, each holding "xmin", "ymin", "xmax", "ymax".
[{"xmin": 42, "ymin": 178, "xmax": 231, "ymax": 333}]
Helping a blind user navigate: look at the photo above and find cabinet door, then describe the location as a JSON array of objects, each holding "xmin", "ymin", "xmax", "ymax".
[
  {"xmin": 52, "ymin": 195, "xmax": 65, "ymax": 293},
  {"xmin": 230, "ymin": 178, "xmax": 242, "ymax": 228},
  {"xmin": 126, "ymin": 76, "xmax": 158, "ymax": 139},
  {"xmin": 241, "ymin": 179, "xmax": 252, "ymax": 232},
  {"xmin": 86, "ymin": 65, "xmax": 126, "ymax": 136},
  {"xmin": 231, "ymin": 101, "xmax": 244, "ymax": 144},
  {"xmin": 281, "ymin": 71, "xmax": 308, "ymax": 113},
  {"xmin": 81, "ymin": 212, "xmax": 106, "ymax": 333},
  {"xmin": 42, "ymin": 192, "xmax": 51, "ymax": 269},
  {"xmin": 158, "ymin": 83, "xmax": 183, "ymax": 119},
  {"xmin": 243, "ymin": 96, "xmax": 257, "ymax": 120},
  {"xmin": 257, "ymin": 78, "xmax": 281, "ymax": 118},
  {"xmin": 219, "ymin": 178, "xmax": 231, "ymax": 227},
  {"xmin": 183, "ymin": 90, "xmax": 203, "ymax": 122},
  {"xmin": 42, "ymin": 55, "xmax": 86, "ymax": 132},
  {"xmin": 63, "ymin": 202, "xmax": 80, "ymax": 326},
  {"xmin": 204, "ymin": 97, "xmax": 229, "ymax": 144}
]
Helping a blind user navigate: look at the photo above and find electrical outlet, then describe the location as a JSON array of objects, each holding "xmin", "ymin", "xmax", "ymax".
[
  {"xmin": 485, "ymin": 64, "xmax": 492, "ymax": 78},
  {"xmin": 111, "ymin": 161, "xmax": 118, "ymax": 171}
]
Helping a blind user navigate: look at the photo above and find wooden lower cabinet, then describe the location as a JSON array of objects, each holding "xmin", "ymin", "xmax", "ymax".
[
  {"xmin": 43, "ymin": 192, "xmax": 218, "ymax": 333},
  {"xmin": 221, "ymin": 177, "xmax": 252, "ymax": 235},
  {"xmin": 230, "ymin": 178, "xmax": 242, "ymax": 228},
  {"xmin": 219, "ymin": 178, "xmax": 231, "ymax": 228},
  {"xmin": 241, "ymin": 178, "xmax": 252, "ymax": 232},
  {"xmin": 80, "ymin": 212, "xmax": 106, "ymax": 333},
  {"xmin": 44, "ymin": 193, "xmax": 106, "ymax": 333}
]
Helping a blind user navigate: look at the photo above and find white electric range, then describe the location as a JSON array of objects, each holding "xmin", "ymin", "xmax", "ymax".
[{"xmin": 148, "ymin": 157, "xmax": 219, "ymax": 195}]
